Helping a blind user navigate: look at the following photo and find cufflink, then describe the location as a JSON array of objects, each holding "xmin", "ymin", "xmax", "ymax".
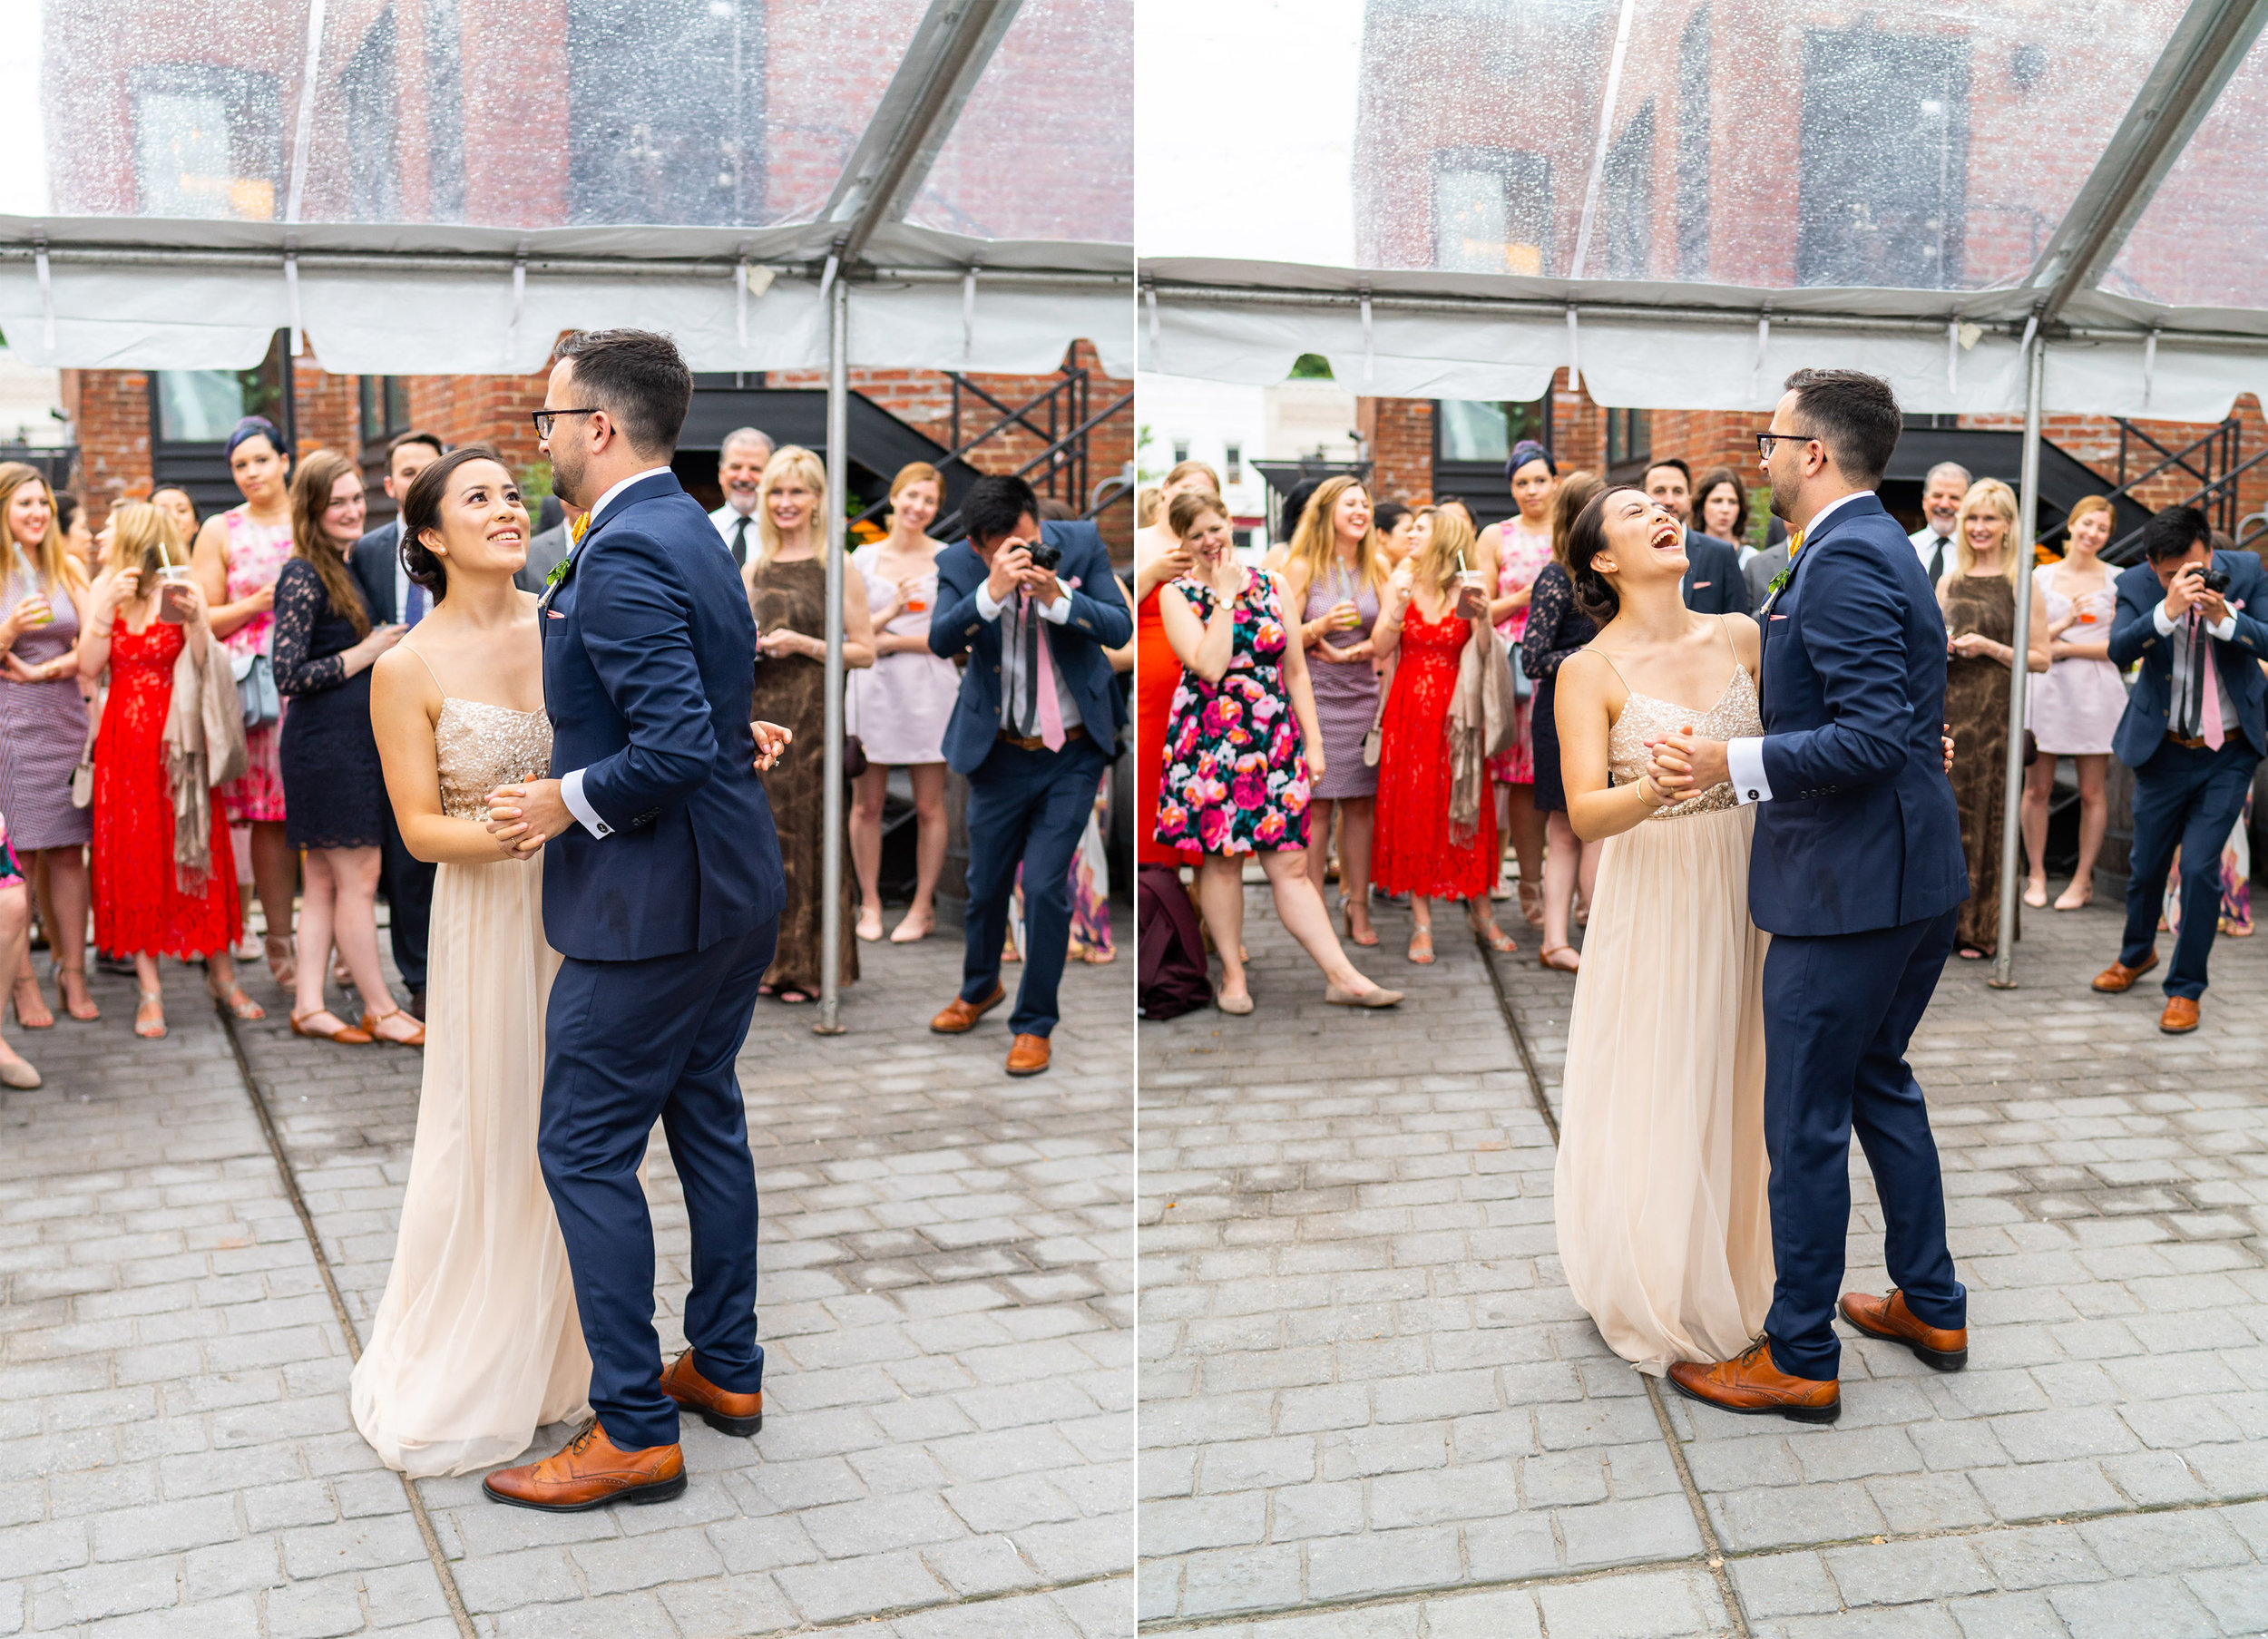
[{"xmin": 1745, "ymin": 789, "xmax": 1760, "ymax": 801}]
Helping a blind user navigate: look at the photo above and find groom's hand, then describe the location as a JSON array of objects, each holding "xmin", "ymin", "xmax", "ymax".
[
  {"xmin": 1647, "ymin": 727, "xmax": 1730, "ymax": 795},
  {"xmin": 752, "ymin": 720, "xmax": 792, "ymax": 770},
  {"xmin": 487, "ymin": 779, "xmax": 572, "ymax": 854}
]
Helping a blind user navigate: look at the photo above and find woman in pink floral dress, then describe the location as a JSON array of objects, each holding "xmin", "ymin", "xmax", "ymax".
[
  {"xmin": 1479, "ymin": 441, "xmax": 1559, "ymax": 924},
  {"xmin": 1154, "ymin": 497, "xmax": 1398, "ymax": 1014},
  {"xmin": 191, "ymin": 416, "xmax": 299, "ymax": 984}
]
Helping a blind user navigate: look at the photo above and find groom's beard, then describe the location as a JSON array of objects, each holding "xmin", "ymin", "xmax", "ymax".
[
  {"xmin": 1767, "ymin": 469, "xmax": 1798, "ymax": 524},
  {"xmin": 551, "ymin": 444, "xmax": 590, "ymax": 511}
]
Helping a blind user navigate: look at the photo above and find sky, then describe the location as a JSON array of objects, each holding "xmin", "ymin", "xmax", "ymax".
[{"xmin": 0, "ymin": 0, "xmax": 47, "ymax": 216}]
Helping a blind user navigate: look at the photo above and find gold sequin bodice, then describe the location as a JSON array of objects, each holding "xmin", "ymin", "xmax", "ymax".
[
  {"xmin": 435, "ymin": 698, "xmax": 553, "ymax": 820},
  {"xmin": 1608, "ymin": 666, "xmax": 1762, "ymax": 819}
]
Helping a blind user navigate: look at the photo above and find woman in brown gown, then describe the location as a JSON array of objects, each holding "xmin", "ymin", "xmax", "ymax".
[
  {"xmin": 1938, "ymin": 479, "xmax": 2050, "ymax": 961},
  {"xmin": 745, "ymin": 446, "xmax": 877, "ymax": 1002}
]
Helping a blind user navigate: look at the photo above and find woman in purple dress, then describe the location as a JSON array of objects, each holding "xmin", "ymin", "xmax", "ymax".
[{"xmin": 0, "ymin": 464, "xmax": 96, "ymax": 1028}]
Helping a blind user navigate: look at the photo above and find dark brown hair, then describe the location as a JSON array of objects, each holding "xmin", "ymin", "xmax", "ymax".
[
  {"xmin": 1694, "ymin": 466, "xmax": 1749, "ymax": 543},
  {"xmin": 288, "ymin": 450, "xmax": 371, "ymax": 637},
  {"xmin": 1783, "ymin": 367, "xmax": 1901, "ymax": 487},
  {"xmin": 399, "ymin": 444, "xmax": 519, "ymax": 601},
  {"xmin": 1567, "ymin": 486, "xmax": 1646, "ymax": 624},
  {"xmin": 1548, "ymin": 469, "xmax": 1605, "ymax": 569},
  {"xmin": 552, "ymin": 329, "xmax": 693, "ymax": 457}
]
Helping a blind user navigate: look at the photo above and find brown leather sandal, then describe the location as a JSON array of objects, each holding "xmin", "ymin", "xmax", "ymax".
[
  {"xmin": 361, "ymin": 1008, "xmax": 426, "ymax": 1048},
  {"xmin": 291, "ymin": 1008, "xmax": 373, "ymax": 1044}
]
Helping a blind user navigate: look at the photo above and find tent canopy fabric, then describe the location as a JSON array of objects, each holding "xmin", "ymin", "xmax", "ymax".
[
  {"xmin": 5, "ymin": 0, "xmax": 1131, "ymax": 375},
  {"xmin": 1136, "ymin": 0, "xmax": 2268, "ymax": 417}
]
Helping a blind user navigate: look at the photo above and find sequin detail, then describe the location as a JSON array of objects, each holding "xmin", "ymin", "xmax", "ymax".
[
  {"xmin": 1608, "ymin": 666, "xmax": 1762, "ymax": 820},
  {"xmin": 434, "ymin": 698, "xmax": 552, "ymax": 820}
]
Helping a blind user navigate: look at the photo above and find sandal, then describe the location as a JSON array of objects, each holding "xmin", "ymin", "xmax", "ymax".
[
  {"xmin": 855, "ymin": 905, "xmax": 885, "ymax": 942},
  {"xmin": 133, "ymin": 989, "xmax": 166, "ymax": 1040},
  {"xmin": 207, "ymin": 976, "xmax": 266, "ymax": 1021},
  {"xmin": 1407, "ymin": 926, "xmax": 1435, "ymax": 965},
  {"xmin": 775, "ymin": 988, "xmax": 816, "ymax": 1005},
  {"xmin": 361, "ymin": 1008, "xmax": 425, "ymax": 1048},
  {"xmin": 1339, "ymin": 897, "xmax": 1378, "ymax": 949},
  {"xmin": 56, "ymin": 965, "xmax": 100, "ymax": 1021},
  {"xmin": 1539, "ymin": 944, "xmax": 1580, "ymax": 973},
  {"xmin": 1957, "ymin": 947, "xmax": 1991, "ymax": 961},
  {"xmin": 2053, "ymin": 883, "xmax": 2093, "ymax": 912},
  {"xmin": 889, "ymin": 910, "xmax": 934, "ymax": 944},
  {"xmin": 265, "ymin": 935, "xmax": 297, "ymax": 990},
  {"xmin": 11, "ymin": 973, "xmax": 54, "ymax": 1030},
  {"xmin": 1471, "ymin": 919, "xmax": 1519, "ymax": 954},
  {"xmin": 1517, "ymin": 881, "xmax": 1545, "ymax": 929},
  {"xmin": 291, "ymin": 1008, "xmax": 373, "ymax": 1044}
]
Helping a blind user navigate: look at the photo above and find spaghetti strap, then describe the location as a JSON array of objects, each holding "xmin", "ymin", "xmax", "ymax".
[
  {"xmin": 1588, "ymin": 645, "xmax": 1633, "ymax": 692},
  {"xmin": 398, "ymin": 642, "xmax": 447, "ymax": 696}
]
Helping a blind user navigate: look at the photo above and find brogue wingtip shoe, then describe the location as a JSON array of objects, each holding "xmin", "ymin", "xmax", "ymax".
[{"xmin": 1839, "ymin": 1289, "xmax": 1969, "ymax": 1371}]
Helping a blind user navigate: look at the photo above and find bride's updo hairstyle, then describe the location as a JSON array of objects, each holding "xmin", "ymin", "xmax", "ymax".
[
  {"xmin": 399, "ymin": 443, "xmax": 513, "ymax": 602},
  {"xmin": 1566, "ymin": 485, "xmax": 1644, "ymax": 625}
]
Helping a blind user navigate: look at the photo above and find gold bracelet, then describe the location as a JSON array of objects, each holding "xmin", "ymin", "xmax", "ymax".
[{"xmin": 1637, "ymin": 774, "xmax": 1669, "ymax": 809}]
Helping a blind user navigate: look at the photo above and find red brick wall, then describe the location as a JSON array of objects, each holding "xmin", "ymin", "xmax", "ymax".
[
  {"xmin": 1360, "ymin": 397, "xmax": 1433, "ymax": 504},
  {"xmin": 59, "ymin": 369, "xmax": 151, "ymax": 528},
  {"xmin": 293, "ymin": 362, "xmax": 361, "ymax": 463}
]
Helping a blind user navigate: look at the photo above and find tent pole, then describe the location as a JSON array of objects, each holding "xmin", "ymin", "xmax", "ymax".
[
  {"xmin": 817, "ymin": 273, "xmax": 850, "ymax": 1034},
  {"xmin": 1990, "ymin": 332, "xmax": 2046, "ymax": 990}
]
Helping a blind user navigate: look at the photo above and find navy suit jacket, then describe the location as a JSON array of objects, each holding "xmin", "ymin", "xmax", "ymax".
[
  {"xmin": 1682, "ymin": 528, "xmax": 1752, "ymax": 616},
  {"xmin": 2106, "ymin": 551, "xmax": 2268, "ymax": 766},
  {"xmin": 538, "ymin": 471, "xmax": 784, "ymax": 961},
  {"xmin": 350, "ymin": 522, "xmax": 404, "ymax": 623},
  {"xmin": 928, "ymin": 520, "xmax": 1133, "ymax": 776},
  {"xmin": 1750, "ymin": 492, "xmax": 1968, "ymax": 937}
]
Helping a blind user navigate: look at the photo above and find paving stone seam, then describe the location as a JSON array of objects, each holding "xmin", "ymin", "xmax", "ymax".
[
  {"xmin": 767, "ymin": 1568, "xmax": 1136, "ymax": 1635},
  {"xmin": 219, "ymin": 1005, "xmax": 479, "ymax": 1639}
]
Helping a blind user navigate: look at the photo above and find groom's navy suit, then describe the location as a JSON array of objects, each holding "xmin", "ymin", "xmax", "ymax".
[
  {"xmin": 538, "ymin": 469, "xmax": 786, "ymax": 1450},
  {"xmin": 1746, "ymin": 490, "xmax": 1969, "ymax": 1380}
]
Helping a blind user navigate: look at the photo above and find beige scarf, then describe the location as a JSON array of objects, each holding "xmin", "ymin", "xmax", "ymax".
[
  {"xmin": 163, "ymin": 629, "xmax": 249, "ymax": 896},
  {"xmin": 1447, "ymin": 619, "xmax": 1520, "ymax": 849}
]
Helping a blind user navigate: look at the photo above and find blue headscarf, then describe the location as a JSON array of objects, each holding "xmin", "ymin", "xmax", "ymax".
[
  {"xmin": 1506, "ymin": 439, "xmax": 1556, "ymax": 481},
  {"xmin": 223, "ymin": 415, "xmax": 285, "ymax": 461}
]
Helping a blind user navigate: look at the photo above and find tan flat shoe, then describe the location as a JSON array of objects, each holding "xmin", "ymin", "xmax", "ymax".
[
  {"xmin": 1539, "ymin": 945, "xmax": 1580, "ymax": 973},
  {"xmin": 1325, "ymin": 982, "xmax": 1403, "ymax": 1008},
  {"xmin": 291, "ymin": 1008, "xmax": 372, "ymax": 1045},
  {"xmin": 0, "ymin": 1056, "xmax": 40, "ymax": 1088},
  {"xmin": 362, "ymin": 1008, "xmax": 426, "ymax": 1048}
]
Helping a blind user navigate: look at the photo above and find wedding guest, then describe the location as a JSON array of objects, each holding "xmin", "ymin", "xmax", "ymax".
[
  {"xmin": 2022, "ymin": 494, "xmax": 2125, "ymax": 911},
  {"xmin": 1138, "ymin": 460, "xmax": 1220, "ymax": 568},
  {"xmin": 1911, "ymin": 461, "xmax": 1971, "ymax": 585},
  {"xmin": 1479, "ymin": 441, "xmax": 1558, "ymax": 927},
  {"xmin": 1643, "ymin": 457, "xmax": 1750, "ymax": 616},
  {"xmin": 0, "ymin": 464, "xmax": 96, "ymax": 1027},
  {"xmin": 709, "ymin": 426, "xmax": 774, "ymax": 569},
  {"xmin": 849, "ymin": 462, "xmax": 955, "ymax": 943},
  {"xmin": 0, "ymin": 819, "xmax": 37, "ymax": 1085},
  {"xmin": 1373, "ymin": 504, "xmax": 1520, "ymax": 962},
  {"xmin": 272, "ymin": 450, "xmax": 419, "ymax": 1045},
  {"xmin": 745, "ymin": 445, "xmax": 875, "ymax": 1003},
  {"xmin": 1155, "ymin": 495, "xmax": 1397, "ymax": 1012},
  {"xmin": 192, "ymin": 415, "xmax": 300, "ymax": 986},
  {"xmin": 1374, "ymin": 500, "xmax": 1413, "ymax": 566},
  {"xmin": 351, "ymin": 430, "xmax": 446, "ymax": 1017},
  {"xmin": 1520, "ymin": 472, "xmax": 1608, "ymax": 971},
  {"xmin": 1939, "ymin": 477, "xmax": 2050, "ymax": 961},
  {"xmin": 1280, "ymin": 475, "xmax": 1388, "ymax": 947},
  {"xmin": 1696, "ymin": 467, "xmax": 1750, "ymax": 561},
  {"xmin": 1136, "ymin": 487, "xmax": 1159, "ymax": 528},
  {"xmin": 56, "ymin": 493, "xmax": 95, "ymax": 577},
  {"xmin": 2092, "ymin": 504, "xmax": 2268, "ymax": 1033},
  {"xmin": 79, "ymin": 503, "xmax": 260, "ymax": 1039},
  {"xmin": 1137, "ymin": 488, "xmax": 1204, "ymax": 875},
  {"xmin": 1266, "ymin": 478, "xmax": 1320, "ymax": 571},
  {"xmin": 151, "ymin": 486, "xmax": 200, "ymax": 544}
]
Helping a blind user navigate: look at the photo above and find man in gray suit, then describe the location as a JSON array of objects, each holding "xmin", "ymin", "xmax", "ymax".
[
  {"xmin": 515, "ymin": 500, "xmax": 583, "ymax": 593},
  {"xmin": 1745, "ymin": 537, "xmax": 1792, "ymax": 607}
]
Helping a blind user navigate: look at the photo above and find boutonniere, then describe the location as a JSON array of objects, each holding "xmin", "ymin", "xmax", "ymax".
[{"xmin": 1763, "ymin": 567, "xmax": 1791, "ymax": 608}]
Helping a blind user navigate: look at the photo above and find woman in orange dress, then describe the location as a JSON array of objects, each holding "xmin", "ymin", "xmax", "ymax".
[{"xmin": 1136, "ymin": 461, "xmax": 1217, "ymax": 868}]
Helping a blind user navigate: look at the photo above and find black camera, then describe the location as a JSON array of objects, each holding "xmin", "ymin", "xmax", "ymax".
[
  {"xmin": 1026, "ymin": 539, "xmax": 1061, "ymax": 572},
  {"xmin": 2197, "ymin": 566, "xmax": 2231, "ymax": 594}
]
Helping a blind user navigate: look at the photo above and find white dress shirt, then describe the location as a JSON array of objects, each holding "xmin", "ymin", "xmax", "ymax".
[
  {"xmin": 559, "ymin": 466, "xmax": 676, "ymax": 841},
  {"xmin": 1910, "ymin": 521, "xmax": 1956, "ymax": 585},
  {"xmin": 975, "ymin": 576, "xmax": 1082, "ymax": 733},
  {"xmin": 1727, "ymin": 490, "xmax": 1872, "ymax": 806},
  {"xmin": 709, "ymin": 500, "xmax": 758, "ymax": 566}
]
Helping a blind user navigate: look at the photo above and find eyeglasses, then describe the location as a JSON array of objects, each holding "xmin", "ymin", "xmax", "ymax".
[
  {"xmin": 532, "ymin": 408, "xmax": 601, "ymax": 440},
  {"xmin": 1755, "ymin": 431, "xmax": 1818, "ymax": 459}
]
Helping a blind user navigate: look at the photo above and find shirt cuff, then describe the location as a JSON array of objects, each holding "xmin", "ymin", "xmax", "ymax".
[
  {"xmin": 974, "ymin": 583, "xmax": 1007, "ymax": 622},
  {"xmin": 2208, "ymin": 611, "xmax": 2238, "ymax": 640},
  {"xmin": 2153, "ymin": 602, "xmax": 2177, "ymax": 637},
  {"xmin": 1036, "ymin": 591, "xmax": 1072, "ymax": 625},
  {"xmin": 1728, "ymin": 737, "xmax": 1773, "ymax": 805},
  {"xmin": 560, "ymin": 768, "xmax": 613, "ymax": 839}
]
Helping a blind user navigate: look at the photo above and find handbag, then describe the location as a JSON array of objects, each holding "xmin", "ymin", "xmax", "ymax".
[
  {"xmin": 1361, "ymin": 677, "xmax": 1390, "ymax": 767},
  {"xmin": 842, "ymin": 733, "xmax": 868, "ymax": 782},
  {"xmin": 68, "ymin": 712, "xmax": 97, "ymax": 809},
  {"xmin": 1508, "ymin": 632, "xmax": 1533, "ymax": 702},
  {"xmin": 231, "ymin": 649, "xmax": 279, "ymax": 730}
]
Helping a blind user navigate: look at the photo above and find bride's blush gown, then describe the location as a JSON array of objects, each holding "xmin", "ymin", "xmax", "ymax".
[
  {"xmin": 350, "ymin": 693, "xmax": 591, "ymax": 1476},
  {"xmin": 1552, "ymin": 663, "xmax": 1775, "ymax": 1375}
]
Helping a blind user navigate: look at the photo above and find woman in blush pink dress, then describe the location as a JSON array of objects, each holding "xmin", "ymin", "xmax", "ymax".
[
  {"xmin": 2020, "ymin": 495, "xmax": 2126, "ymax": 912},
  {"xmin": 192, "ymin": 416, "xmax": 300, "ymax": 986},
  {"xmin": 1479, "ymin": 441, "xmax": 1558, "ymax": 925}
]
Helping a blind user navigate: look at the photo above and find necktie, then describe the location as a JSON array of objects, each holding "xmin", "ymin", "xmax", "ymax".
[
  {"xmin": 1025, "ymin": 591, "xmax": 1065, "ymax": 752},
  {"xmin": 404, "ymin": 577, "xmax": 425, "ymax": 629},
  {"xmin": 2197, "ymin": 614, "xmax": 2225, "ymax": 750},
  {"xmin": 1928, "ymin": 536, "xmax": 1949, "ymax": 584},
  {"xmin": 730, "ymin": 514, "xmax": 750, "ymax": 568}
]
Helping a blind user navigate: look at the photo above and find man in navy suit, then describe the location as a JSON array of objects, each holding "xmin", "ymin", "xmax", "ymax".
[
  {"xmin": 1649, "ymin": 369, "xmax": 1971, "ymax": 1423},
  {"xmin": 481, "ymin": 330, "xmax": 786, "ymax": 1511},
  {"xmin": 2089, "ymin": 505, "xmax": 2268, "ymax": 1033},
  {"xmin": 1644, "ymin": 456, "xmax": 1753, "ymax": 616},
  {"xmin": 927, "ymin": 474, "xmax": 1131, "ymax": 1077}
]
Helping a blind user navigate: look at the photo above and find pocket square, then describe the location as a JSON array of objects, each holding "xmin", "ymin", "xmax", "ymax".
[
  {"xmin": 1770, "ymin": 614, "xmax": 1789, "ymax": 621},
  {"xmin": 1692, "ymin": 580, "xmax": 1711, "ymax": 589},
  {"xmin": 547, "ymin": 610, "xmax": 565, "ymax": 620}
]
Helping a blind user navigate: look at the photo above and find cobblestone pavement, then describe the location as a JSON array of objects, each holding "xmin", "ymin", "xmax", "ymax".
[
  {"xmin": 1139, "ymin": 883, "xmax": 2268, "ymax": 1637},
  {"xmin": 2, "ymin": 916, "xmax": 1134, "ymax": 1637}
]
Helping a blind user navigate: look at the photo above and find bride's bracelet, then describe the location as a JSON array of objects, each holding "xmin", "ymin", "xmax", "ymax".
[{"xmin": 1637, "ymin": 774, "xmax": 1672, "ymax": 809}]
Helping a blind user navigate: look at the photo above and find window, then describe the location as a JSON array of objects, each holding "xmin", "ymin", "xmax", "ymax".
[
  {"xmin": 152, "ymin": 332, "xmax": 294, "ymax": 445},
  {"xmin": 342, "ymin": 8, "xmax": 401, "ymax": 221},
  {"xmin": 568, "ymin": 0, "xmax": 759, "ymax": 226},
  {"xmin": 1172, "ymin": 439, "xmax": 1190, "ymax": 465},
  {"xmin": 1606, "ymin": 408, "xmax": 1651, "ymax": 470},
  {"xmin": 130, "ymin": 65, "xmax": 283, "ymax": 220},
  {"xmin": 1603, "ymin": 103, "xmax": 1655, "ymax": 281},
  {"xmin": 1798, "ymin": 25, "xmax": 1970, "ymax": 288},
  {"xmin": 361, "ymin": 377, "xmax": 413, "ymax": 444},
  {"xmin": 1224, "ymin": 444, "xmax": 1243, "ymax": 484},
  {"xmin": 1676, "ymin": 8, "xmax": 1712, "ymax": 280},
  {"xmin": 1434, "ymin": 398, "xmax": 1549, "ymax": 464},
  {"xmin": 1430, "ymin": 148, "xmax": 1550, "ymax": 276}
]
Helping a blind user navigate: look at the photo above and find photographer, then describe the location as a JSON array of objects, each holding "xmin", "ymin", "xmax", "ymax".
[
  {"xmin": 925, "ymin": 474, "xmax": 1131, "ymax": 1077},
  {"xmin": 2090, "ymin": 504, "xmax": 2268, "ymax": 1033}
]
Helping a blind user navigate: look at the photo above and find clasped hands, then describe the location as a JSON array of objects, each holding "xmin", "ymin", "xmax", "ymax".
[
  {"xmin": 1644, "ymin": 724, "xmax": 1960, "ymax": 801},
  {"xmin": 482, "ymin": 722, "xmax": 795, "ymax": 856}
]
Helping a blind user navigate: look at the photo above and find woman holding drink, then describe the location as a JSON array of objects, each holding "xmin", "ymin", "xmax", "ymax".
[{"xmin": 2022, "ymin": 494, "xmax": 2126, "ymax": 911}]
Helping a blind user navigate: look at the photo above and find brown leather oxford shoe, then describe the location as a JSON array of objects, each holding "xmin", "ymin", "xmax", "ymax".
[
  {"xmin": 1667, "ymin": 1339, "xmax": 1840, "ymax": 1424},
  {"xmin": 930, "ymin": 983, "xmax": 1006, "ymax": 1034},
  {"xmin": 661, "ymin": 1350, "xmax": 763, "ymax": 1436},
  {"xmin": 1005, "ymin": 1033, "xmax": 1051, "ymax": 1077},
  {"xmin": 2159, "ymin": 996, "xmax": 2201, "ymax": 1034},
  {"xmin": 1840, "ymin": 1288, "xmax": 1968, "ymax": 1371},
  {"xmin": 2090, "ymin": 952, "xmax": 2158, "ymax": 992},
  {"xmin": 481, "ymin": 1421, "xmax": 685, "ymax": 1511}
]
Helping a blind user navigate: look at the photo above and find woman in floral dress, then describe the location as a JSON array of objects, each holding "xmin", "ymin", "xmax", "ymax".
[
  {"xmin": 191, "ymin": 416, "xmax": 299, "ymax": 986},
  {"xmin": 1155, "ymin": 495, "xmax": 1397, "ymax": 1014}
]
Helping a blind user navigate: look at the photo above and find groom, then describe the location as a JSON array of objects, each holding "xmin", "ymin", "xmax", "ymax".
[
  {"xmin": 1650, "ymin": 368, "xmax": 1971, "ymax": 1423},
  {"xmin": 482, "ymin": 329, "xmax": 786, "ymax": 1509}
]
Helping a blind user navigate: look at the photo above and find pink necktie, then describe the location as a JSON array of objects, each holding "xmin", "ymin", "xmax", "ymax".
[
  {"xmin": 1027, "ymin": 592, "xmax": 1066, "ymax": 752},
  {"xmin": 2199, "ymin": 620, "xmax": 2225, "ymax": 750}
]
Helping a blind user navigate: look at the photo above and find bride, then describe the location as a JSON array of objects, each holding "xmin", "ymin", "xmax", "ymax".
[
  {"xmin": 1548, "ymin": 487, "xmax": 1774, "ymax": 1375},
  {"xmin": 354, "ymin": 445, "xmax": 589, "ymax": 1473}
]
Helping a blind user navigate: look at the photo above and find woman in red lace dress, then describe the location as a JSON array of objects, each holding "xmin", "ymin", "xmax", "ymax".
[
  {"xmin": 81, "ymin": 504, "xmax": 260, "ymax": 1040},
  {"xmin": 1372, "ymin": 506, "xmax": 1522, "ymax": 965}
]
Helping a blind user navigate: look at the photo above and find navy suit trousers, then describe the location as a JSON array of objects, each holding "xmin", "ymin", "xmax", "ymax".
[
  {"xmin": 539, "ymin": 919, "xmax": 777, "ymax": 1449},
  {"xmin": 960, "ymin": 734, "xmax": 1110, "ymax": 1037},
  {"xmin": 2120, "ymin": 737, "xmax": 2262, "ymax": 1000},
  {"xmin": 1761, "ymin": 908, "xmax": 1967, "ymax": 1380}
]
